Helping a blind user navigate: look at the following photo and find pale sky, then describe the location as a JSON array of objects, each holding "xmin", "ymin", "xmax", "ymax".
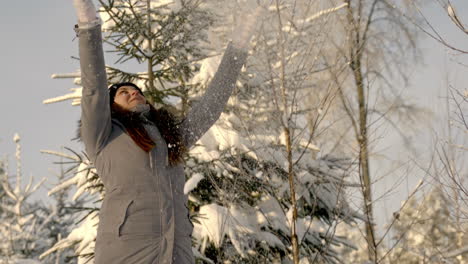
[
  {"xmin": 0, "ymin": 1, "xmax": 82, "ymax": 192},
  {"xmin": 0, "ymin": 1, "xmax": 466, "ymax": 233}
]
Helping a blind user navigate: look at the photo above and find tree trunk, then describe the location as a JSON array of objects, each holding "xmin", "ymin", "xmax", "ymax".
[
  {"xmin": 285, "ymin": 127, "xmax": 300, "ymax": 263},
  {"xmin": 352, "ymin": 58, "xmax": 377, "ymax": 262},
  {"xmin": 345, "ymin": 0, "xmax": 377, "ymax": 261},
  {"xmin": 275, "ymin": 0, "xmax": 299, "ymax": 262}
]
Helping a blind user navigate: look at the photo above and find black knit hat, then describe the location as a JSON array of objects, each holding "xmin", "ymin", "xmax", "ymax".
[{"xmin": 109, "ymin": 82, "xmax": 144, "ymax": 106}]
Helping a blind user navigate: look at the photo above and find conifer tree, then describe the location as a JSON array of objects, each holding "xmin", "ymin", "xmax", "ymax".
[
  {"xmin": 97, "ymin": 0, "xmax": 213, "ymax": 106},
  {"xmin": 179, "ymin": 1, "xmax": 364, "ymax": 262},
  {"xmin": 0, "ymin": 134, "xmax": 49, "ymax": 263},
  {"xmin": 39, "ymin": 155, "xmax": 84, "ymax": 264},
  {"xmin": 44, "ymin": 1, "xmax": 364, "ymax": 263},
  {"xmin": 39, "ymin": 149, "xmax": 101, "ymax": 264}
]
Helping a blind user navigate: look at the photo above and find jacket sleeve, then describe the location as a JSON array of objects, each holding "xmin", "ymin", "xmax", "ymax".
[
  {"xmin": 78, "ymin": 23, "xmax": 112, "ymax": 161},
  {"xmin": 179, "ymin": 43, "xmax": 248, "ymax": 149}
]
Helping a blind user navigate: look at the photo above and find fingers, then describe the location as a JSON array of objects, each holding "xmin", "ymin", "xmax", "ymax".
[{"xmin": 73, "ymin": 0, "xmax": 98, "ymax": 25}]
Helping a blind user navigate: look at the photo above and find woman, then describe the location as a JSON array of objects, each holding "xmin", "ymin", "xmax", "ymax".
[{"xmin": 73, "ymin": 0, "xmax": 256, "ymax": 263}]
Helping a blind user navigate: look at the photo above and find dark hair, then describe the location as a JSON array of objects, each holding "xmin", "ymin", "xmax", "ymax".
[
  {"xmin": 110, "ymin": 83, "xmax": 187, "ymax": 165},
  {"xmin": 108, "ymin": 82, "xmax": 144, "ymax": 107}
]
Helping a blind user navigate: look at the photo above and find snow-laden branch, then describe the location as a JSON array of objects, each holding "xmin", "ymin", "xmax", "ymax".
[
  {"xmin": 40, "ymin": 150, "xmax": 81, "ymax": 161},
  {"xmin": 447, "ymin": 2, "xmax": 468, "ymax": 34},
  {"xmin": 39, "ymin": 211, "xmax": 98, "ymax": 261},
  {"xmin": 51, "ymin": 73, "xmax": 81, "ymax": 79},
  {"xmin": 42, "ymin": 88, "xmax": 82, "ymax": 105},
  {"xmin": 302, "ymin": 3, "xmax": 348, "ymax": 23},
  {"xmin": 184, "ymin": 173, "xmax": 204, "ymax": 195}
]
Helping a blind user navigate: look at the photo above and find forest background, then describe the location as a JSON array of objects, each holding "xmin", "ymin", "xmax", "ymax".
[{"xmin": 0, "ymin": 0, "xmax": 466, "ymax": 263}]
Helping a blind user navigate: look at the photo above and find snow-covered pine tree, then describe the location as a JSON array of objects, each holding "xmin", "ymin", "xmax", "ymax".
[
  {"xmin": 0, "ymin": 134, "xmax": 50, "ymax": 264},
  {"xmin": 180, "ymin": 1, "xmax": 365, "ymax": 263},
  {"xmin": 45, "ymin": 0, "xmax": 213, "ymax": 108},
  {"xmin": 97, "ymin": 0, "xmax": 213, "ymax": 107},
  {"xmin": 38, "ymin": 151, "xmax": 86, "ymax": 264},
  {"xmin": 38, "ymin": 149, "xmax": 102, "ymax": 264},
  {"xmin": 44, "ymin": 0, "xmax": 365, "ymax": 263}
]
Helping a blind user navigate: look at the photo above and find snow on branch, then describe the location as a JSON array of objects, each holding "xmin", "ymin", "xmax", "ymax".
[
  {"xmin": 447, "ymin": 2, "xmax": 468, "ymax": 34},
  {"xmin": 51, "ymin": 72, "xmax": 81, "ymax": 79},
  {"xmin": 40, "ymin": 149, "xmax": 81, "ymax": 162},
  {"xmin": 42, "ymin": 88, "xmax": 82, "ymax": 106},
  {"xmin": 184, "ymin": 173, "xmax": 204, "ymax": 194},
  {"xmin": 39, "ymin": 211, "xmax": 98, "ymax": 261},
  {"xmin": 303, "ymin": 3, "xmax": 349, "ymax": 23}
]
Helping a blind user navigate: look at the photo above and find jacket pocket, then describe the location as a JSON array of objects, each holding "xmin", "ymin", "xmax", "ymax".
[
  {"xmin": 99, "ymin": 196, "xmax": 134, "ymax": 237},
  {"xmin": 118, "ymin": 199, "xmax": 134, "ymax": 237},
  {"xmin": 118, "ymin": 192, "xmax": 162, "ymax": 238}
]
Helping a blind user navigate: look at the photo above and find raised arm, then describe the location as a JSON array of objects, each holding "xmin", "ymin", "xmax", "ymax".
[
  {"xmin": 179, "ymin": 44, "xmax": 248, "ymax": 148},
  {"xmin": 179, "ymin": 8, "xmax": 260, "ymax": 148},
  {"xmin": 74, "ymin": 0, "xmax": 111, "ymax": 161}
]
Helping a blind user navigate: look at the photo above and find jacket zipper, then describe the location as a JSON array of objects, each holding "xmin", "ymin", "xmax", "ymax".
[
  {"xmin": 149, "ymin": 151, "xmax": 154, "ymax": 172},
  {"xmin": 149, "ymin": 150, "xmax": 163, "ymax": 236}
]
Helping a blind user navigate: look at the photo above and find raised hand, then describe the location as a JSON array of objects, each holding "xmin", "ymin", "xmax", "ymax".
[{"xmin": 73, "ymin": 0, "xmax": 98, "ymax": 25}]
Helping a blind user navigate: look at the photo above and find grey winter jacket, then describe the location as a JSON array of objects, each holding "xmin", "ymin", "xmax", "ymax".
[{"xmin": 78, "ymin": 23, "xmax": 247, "ymax": 264}]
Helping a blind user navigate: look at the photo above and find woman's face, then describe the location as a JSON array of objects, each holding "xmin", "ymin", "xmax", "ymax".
[{"xmin": 113, "ymin": 86, "xmax": 147, "ymax": 110}]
